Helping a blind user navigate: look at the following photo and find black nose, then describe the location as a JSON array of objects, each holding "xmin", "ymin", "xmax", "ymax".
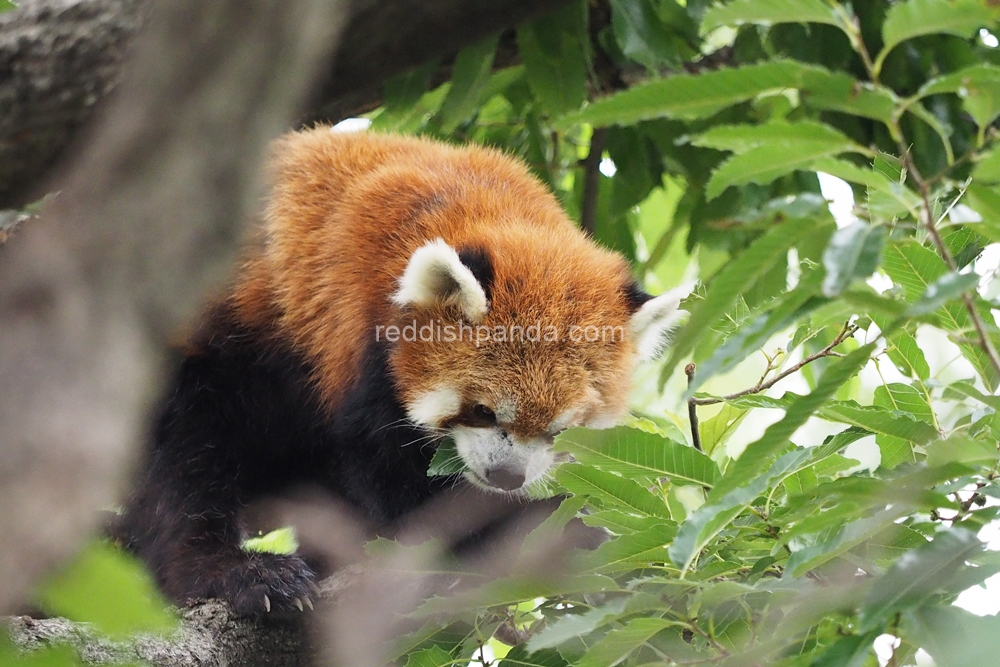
[{"xmin": 485, "ymin": 467, "xmax": 526, "ymax": 491}]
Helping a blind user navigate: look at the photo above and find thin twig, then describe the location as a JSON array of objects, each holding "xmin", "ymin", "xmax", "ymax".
[
  {"xmin": 685, "ymin": 363, "xmax": 702, "ymax": 451},
  {"xmin": 690, "ymin": 321, "xmax": 858, "ymax": 406},
  {"xmin": 580, "ymin": 127, "xmax": 608, "ymax": 237}
]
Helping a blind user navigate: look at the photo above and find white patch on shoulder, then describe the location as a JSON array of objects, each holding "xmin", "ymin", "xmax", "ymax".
[
  {"xmin": 392, "ymin": 239, "xmax": 489, "ymax": 323},
  {"xmin": 629, "ymin": 283, "xmax": 694, "ymax": 360},
  {"xmin": 406, "ymin": 386, "xmax": 461, "ymax": 427}
]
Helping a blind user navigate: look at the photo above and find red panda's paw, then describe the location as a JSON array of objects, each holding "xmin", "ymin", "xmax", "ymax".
[{"xmin": 219, "ymin": 552, "xmax": 318, "ymax": 616}]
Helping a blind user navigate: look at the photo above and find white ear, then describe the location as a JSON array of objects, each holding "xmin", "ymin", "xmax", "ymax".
[
  {"xmin": 629, "ymin": 284, "xmax": 693, "ymax": 360},
  {"xmin": 392, "ymin": 239, "xmax": 489, "ymax": 323}
]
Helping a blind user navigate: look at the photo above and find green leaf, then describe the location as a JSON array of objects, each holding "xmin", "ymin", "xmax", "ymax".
[
  {"xmin": 876, "ymin": 0, "xmax": 995, "ymax": 75},
  {"xmin": 799, "ymin": 70, "xmax": 899, "ymax": 123},
  {"xmin": 925, "ymin": 434, "xmax": 999, "ymax": 467},
  {"xmin": 243, "ymin": 526, "xmax": 298, "ymax": 555},
  {"xmin": 943, "ymin": 379, "xmax": 1000, "ymax": 410},
  {"xmin": 436, "ymin": 36, "xmax": 498, "ymax": 132},
  {"xmin": 499, "ymin": 646, "xmax": 571, "ymax": 667},
  {"xmin": 416, "ymin": 574, "xmax": 616, "ymax": 616},
  {"xmin": 578, "ymin": 522, "xmax": 678, "ymax": 573},
  {"xmin": 906, "ymin": 270, "xmax": 980, "ymax": 317},
  {"xmin": 668, "ymin": 447, "xmax": 815, "ymax": 572},
  {"xmin": 973, "ymin": 144, "xmax": 1000, "ymax": 184},
  {"xmin": 699, "ymin": 403, "xmax": 748, "ymax": 457},
  {"xmin": 610, "ymin": 0, "xmax": 679, "ymax": 69},
  {"xmin": 558, "ymin": 61, "xmax": 812, "ymax": 127},
  {"xmin": 527, "ymin": 598, "xmax": 630, "ymax": 652},
  {"xmin": 518, "ymin": 4, "xmax": 588, "ymax": 115},
  {"xmin": 702, "ymin": 121, "xmax": 864, "ymax": 198},
  {"xmin": 374, "ymin": 60, "xmax": 441, "ymax": 130},
  {"xmin": 701, "ymin": 0, "xmax": 842, "ymax": 33},
  {"xmin": 820, "ymin": 400, "xmax": 939, "ymax": 444},
  {"xmin": 556, "ymin": 463, "xmax": 672, "ymax": 519},
  {"xmin": 861, "ymin": 529, "xmax": 983, "ymax": 630},
  {"xmin": 404, "ymin": 646, "xmax": 455, "ymax": 667},
  {"xmin": 875, "ymin": 318, "xmax": 930, "ymax": 380},
  {"xmin": 906, "ymin": 604, "xmax": 1000, "ymax": 667},
  {"xmin": 555, "ymin": 426, "xmax": 719, "ymax": 487},
  {"xmin": 576, "ymin": 617, "xmax": 674, "ymax": 667},
  {"xmin": 821, "ymin": 222, "xmax": 888, "ymax": 297},
  {"xmin": 812, "ymin": 157, "xmax": 921, "ymax": 216},
  {"xmin": 663, "ymin": 216, "xmax": 822, "ymax": 383},
  {"xmin": 786, "ymin": 510, "xmax": 903, "ymax": 576},
  {"xmin": 427, "ymin": 439, "xmax": 467, "ymax": 477},
  {"xmin": 918, "ymin": 64, "xmax": 1000, "ymax": 129},
  {"xmin": 873, "ymin": 383, "xmax": 934, "ymax": 423},
  {"xmin": 35, "ymin": 541, "xmax": 176, "ymax": 638},
  {"xmin": 964, "ymin": 184, "xmax": 1000, "ymax": 243}
]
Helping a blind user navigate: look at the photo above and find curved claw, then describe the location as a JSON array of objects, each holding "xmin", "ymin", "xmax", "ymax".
[
  {"xmin": 293, "ymin": 597, "xmax": 304, "ymax": 612},
  {"xmin": 263, "ymin": 594, "xmax": 271, "ymax": 613},
  {"xmin": 303, "ymin": 596, "xmax": 314, "ymax": 611}
]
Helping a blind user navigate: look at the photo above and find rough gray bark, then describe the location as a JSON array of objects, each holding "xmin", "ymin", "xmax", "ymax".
[
  {"xmin": 0, "ymin": 0, "xmax": 572, "ymax": 211},
  {"xmin": 0, "ymin": 0, "xmax": 350, "ymax": 616}
]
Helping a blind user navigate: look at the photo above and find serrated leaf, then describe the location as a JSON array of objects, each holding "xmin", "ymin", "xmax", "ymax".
[
  {"xmin": 416, "ymin": 574, "xmax": 617, "ymax": 617},
  {"xmin": 702, "ymin": 0, "xmax": 841, "ymax": 33},
  {"xmin": 860, "ymin": 528, "xmax": 983, "ymax": 630},
  {"xmin": 556, "ymin": 426, "xmax": 719, "ymax": 487},
  {"xmin": 699, "ymin": 403, "xmax": 748, "ymax": 457},
  {"xmin": 812, "ymin": 399, "xmax": 938, "ymax": 444},
  {"xmin": 918, "ymin": 64, "xmax": 1000, "ymax": 128},
  {"xmin": 436, "ymin": 36, "xmax": 498, "ymax": 132},
  {"xmin": 706, "ymin": 139, "xmax": 863, "ymax": 200},
  {"xmin": 576, "ymin": 617, "xmax": 674, "ymax": 667},
  {"xmin": 873, "ymin": 383, "xmax": 934, "ymax": 423},
  {"xmin": 663, "ymin": 216, "xmax": 822, "ymax": 383},
  {"xmin": 578, "ymin": 522, "xmax": 678, "ymax": 573},
  {"xmin": 812, "ymin": 157, "xmax": 921, "ymax": 215},
  {"xmin": 527, "ymin": 597, "xmax": 630, "ymax": 652},
  {"xmin": 558, "ymin": 61, "xmax": 811, "ymax": 127},
  {"xmin": 404, "ymin": 646, "xmax": 455, "ymax": 667},
  {"xmin": 799, "ymin": 69, "xmax": 899, "ymax": 123},
  {"xmin": 876, "ymin": 0, "xmax": 995, "ymax": 75},
  {"xmin": 821, "ymin": 222, "xmax": 888, "ymax": 297},
  {"xmin": 427, "ymin": 438, "xmax": 466, "ymax": 477},
  {"xmin": 499, "ymin": 645, "xmax": 571, "ymax": 667},
  {"xmin": 882, "ymin": 240, "xmax": 998, "ymax": 389},
  {"xmin": 556, "ymin": 463, "xmax": 671, "ymax": 519},
  {"xmin": 907, "ymin": 270, "xmax": 980, "ymax": 317},
  {"xmin": 669, "ymin": 447, "xmax": 815, "ymax": 572},
  {"xmin": 693, "ymin": 120, "xmax": 856, "ymax": 153},
  {"xmin": 874, "ymin": 317, "xmax": 930, "ymax": 380},
  {"xmin": 687, "ymin": 270, "xmax": 828, "ymax": 392}
]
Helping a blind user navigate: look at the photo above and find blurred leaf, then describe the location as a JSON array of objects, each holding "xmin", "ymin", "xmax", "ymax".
[
  {"xmin": 436, "ymin": 36, "xmax": 498, "ymax": 132},
  {"xmin": 518, "ymin": 4, "xmax": 588, "ymax": 115},
  {"xmin": 861, "ymin": 529, "xmax": 983, "ymax": 630},
  {"xmin": 965, "ymin": 184, "xmax": 1000, "ymax": 242},
  {"xmin": 943, "ymin": 379, "xmax": 1000, "ymax": 410},
  {"xmin": 906, "ymin": 604, "xmax": 1000, "ymax": 667},
  {"xmin": 556, "ymin": 426, "xmax": 719, "ymax": 487},
  {"xmin": 417, "ymin": 574, "xmax": 617, "ymax": 616},
  {"xmin": 578, "ymin": 522, "xmax": 678, "ymax": 573},
  {"xmin": 528, "ymin": 598, "xmax": 630, "ymax": 652},
  {"xmin": 576, "ymin": 617, "xmax": 674, "ymax": 667},
  {"xmin": 404, "ymin": 646, "xmax": 454, "ymax": 667},
  {"xmin": 556, "ymin": 464, "xmax": 672, "ymax": 519},
  {"xmin": 875, "ymin": 0, "xmax": 995, "ymax": 75},
  {"xmin": 699, "ymin": 403, "xmax": 748, "ymax": 457},
  {"xmin": 786, "ymin": 510, "xmax": 902, "ymax": 576},
  {"xmin": 812, "ymin": 157, "xmax": 921, "ymax": 215},
  {"xmin": 925, "ymin": 434, "xmax": 998, "ymax": 467},
  {"xmin": 35, "ymin": 541, "xmax": 176, "ymax": 638},
  {"xmin": 906, "ymin": 270, "xmax": 979, "ymax": 317},
  {"xmin": 374, "ymin": 60, "xmax": 441, "ymax": 130},
  {"xmin": 973, "ymin": 144, "xmax": 1000, "ymax": 183},
  {"xmin": 821, "ymin": 222, "xmax": 887, "ymax": 297},
  {"xmin": 809, "ymin": 630, "xmax": 881, "ymax": 667},
  {"xmin": 702, "ymin": 0, "xmax": 842, "ymax": 33}
]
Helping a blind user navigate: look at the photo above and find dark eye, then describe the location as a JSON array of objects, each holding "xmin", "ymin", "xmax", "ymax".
[{"xmin": 472, "ymin": 403, "xmax": 496, "ymax": 425}]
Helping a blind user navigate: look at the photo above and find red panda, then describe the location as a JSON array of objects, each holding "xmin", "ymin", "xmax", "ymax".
[{"xmin": 117, "ymin": 128, "xmax": 687, "ymax": 615}]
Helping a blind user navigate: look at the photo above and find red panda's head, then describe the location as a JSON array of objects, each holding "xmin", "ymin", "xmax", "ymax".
[{"xmin": 387, "ymin": 230, "xmax": 689, "ymax": 494}]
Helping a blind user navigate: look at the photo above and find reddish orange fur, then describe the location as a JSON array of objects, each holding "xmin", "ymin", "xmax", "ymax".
[{"xmin": 229, "ymin": 129, "xmax": 640, "ymax": 437}]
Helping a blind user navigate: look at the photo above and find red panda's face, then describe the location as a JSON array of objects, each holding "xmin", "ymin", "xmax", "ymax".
[{"xmin": 387, "ymin": 238, "xmax": 688, "ymax": 494}]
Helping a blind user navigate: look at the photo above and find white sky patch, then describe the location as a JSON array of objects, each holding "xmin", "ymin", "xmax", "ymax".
[
  {"xmin": 599, "ymin": 157, "xmax": 617, "ymax": 177},
  {"xmin": 817, "ymin": 172, "xmax": 858, "ymax": 229},
  {"xmin": 331, "ymin": 117, "xmax": 372, "ymax": 133},
  {"xmin": 981, "ymin": 28, "xmax": 999, "ymax": 48}
]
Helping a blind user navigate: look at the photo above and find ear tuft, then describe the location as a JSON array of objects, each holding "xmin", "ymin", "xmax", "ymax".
[
  {"xmin": 629, "ymin": 283, "xmax": 694, "ymax": 360},
  {"xmin": 393, "ymin": 239, "xmax": 490, "ymax": 323}
]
